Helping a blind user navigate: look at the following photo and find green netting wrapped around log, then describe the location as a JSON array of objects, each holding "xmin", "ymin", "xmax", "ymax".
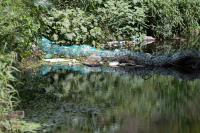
[{"xmin": 36, "ymin": 34, "xmax": 200, "ymax": 68}]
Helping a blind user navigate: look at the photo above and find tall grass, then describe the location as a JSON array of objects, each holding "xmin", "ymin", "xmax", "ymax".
[{"xmin": 0, "ymin": 53, "xmax": 20, "ymax": 132}]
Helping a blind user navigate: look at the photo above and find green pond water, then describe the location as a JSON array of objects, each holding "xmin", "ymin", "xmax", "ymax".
[
  {"xmin": 19, "ymin": 36, "xmax": 200, "ymax": 133},
  {"xmin": 20, "ymin": 66, "xmax": 200, "ymax": 133}
]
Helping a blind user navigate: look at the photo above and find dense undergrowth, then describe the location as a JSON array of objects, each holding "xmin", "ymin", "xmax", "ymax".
[
  {"xmin": 44, "ymin": 0, "xmax": 200, "ymax": 46},
  {"xmin": 0, "ymin": 53, "xmax": 20, "ymax": 132},
  {"xmin": 0, "ymin": 0, "xmax": 200, "ymax": 132}
]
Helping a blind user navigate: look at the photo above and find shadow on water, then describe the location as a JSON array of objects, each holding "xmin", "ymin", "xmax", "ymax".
[{"xmin": 18, "ymin": 35, "xmax": 200, "ymax": 133}]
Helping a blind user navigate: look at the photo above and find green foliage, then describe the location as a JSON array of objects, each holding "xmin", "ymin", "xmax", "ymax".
[
  {"xmin": 1, "ymin": 0, "xmax": 199, "ymax": 53},
  {"xmin": 50, "ymin": 0, "xmax": 78, "ymax": 10},
  {"xmin": 47, "ymin": 0, "xmax": 200, "ymax": 41},
  {"xmin": 16, "ymin": 45, "xmax": 45, "ymax": 63},
  {"xmin": 143, "ymin": 0, "xmax": 200, "ymax": 38},
  {"xmin": 0, "ymin": 53, "xmax": 19, "ymax": 132},
  {"xmin": 41, "ymin": 0, "xmax": 147, "ymax": 46},
  {"xmin": 0, "ymin": 0, "xmax": 40, "ymax": 54},
  {"xmin": 1, "ymin": 0, "xmax": 199, "ymax": 54}
]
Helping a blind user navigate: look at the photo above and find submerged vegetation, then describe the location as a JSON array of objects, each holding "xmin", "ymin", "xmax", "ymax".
[{"xmin": 0, "ymin": 0, "xmax": 200, "ymax": 132}]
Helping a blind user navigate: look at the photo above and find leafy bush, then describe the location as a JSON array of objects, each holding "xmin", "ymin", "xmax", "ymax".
[
  {"xmin": 0, "ymin": 0, "xmax": 40, "ymax": 54},
  {"xmin": 41, "ymin": 0, "xmax": 147, "ymax": 46},
  {"xmin": 40, "ymin": 0, "xmax": 200, "ymax": 46}
]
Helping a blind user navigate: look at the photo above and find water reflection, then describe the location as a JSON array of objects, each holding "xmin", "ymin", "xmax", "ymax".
[
  {"xmin": 46, "ymin": 68, "xmax": 200, "ymax": 133},
  {"xmin": 39, "ymin": 64, "xmax": 200, "ymax": 81},
  {"xmin": 27, "ymin": 64, "xmax": 200, "ymax": 133}
]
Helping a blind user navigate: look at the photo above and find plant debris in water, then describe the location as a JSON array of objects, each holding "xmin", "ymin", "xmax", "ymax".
[{"xmin": 22, "ymin": 98, "xmax": 104, "ymax": 132}]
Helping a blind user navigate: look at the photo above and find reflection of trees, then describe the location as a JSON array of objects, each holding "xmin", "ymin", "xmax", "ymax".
[{"xmin": 46, "ymin": 70, "xmax": 200, "ymax": 132}]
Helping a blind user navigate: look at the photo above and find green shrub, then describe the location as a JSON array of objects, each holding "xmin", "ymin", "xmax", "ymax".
[
  {"xmin": 41, "ymin": 0, "xmax": 200, "ymax": 45},
  {"xmin": 0, "ymin": 0, "xmax": 39, "ymax": 54},
  {"xmin": 41, "ymin": 0, "xmax": 147, "ymax": 46}
]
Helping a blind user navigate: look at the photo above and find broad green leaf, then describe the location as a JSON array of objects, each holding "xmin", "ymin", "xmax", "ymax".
[
  {"xmin": 65, "ymin": 33, "xmax": 75, "ymax": 40},
  {"xmin": 60, "ymin": 27, "xmax": 67, "ymax": 34},
  {"xmin": 81, "ymin": 26, "xmax": 87, "ymax": 33},
  {"xmin": 53, "ymin": 34, "xmax": 58, "ymax": 41}
]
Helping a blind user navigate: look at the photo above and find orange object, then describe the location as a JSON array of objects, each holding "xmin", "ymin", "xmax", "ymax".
[
  {"xmin": 125, "ymin": 41, "xmax": 137, "ymax": 45},
  {"xmin": 132, "ymin": 41, "xmax": 137, "ymax": 44}
]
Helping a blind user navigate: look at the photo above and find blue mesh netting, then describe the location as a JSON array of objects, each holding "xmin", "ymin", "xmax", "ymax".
[
  {"xmin": 36, "ymin": 34, "xmax": 200, "ymax": 67},
  {"xmin": 36, "ymin": 34, "xmax": 121, "ymax": 58}
]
